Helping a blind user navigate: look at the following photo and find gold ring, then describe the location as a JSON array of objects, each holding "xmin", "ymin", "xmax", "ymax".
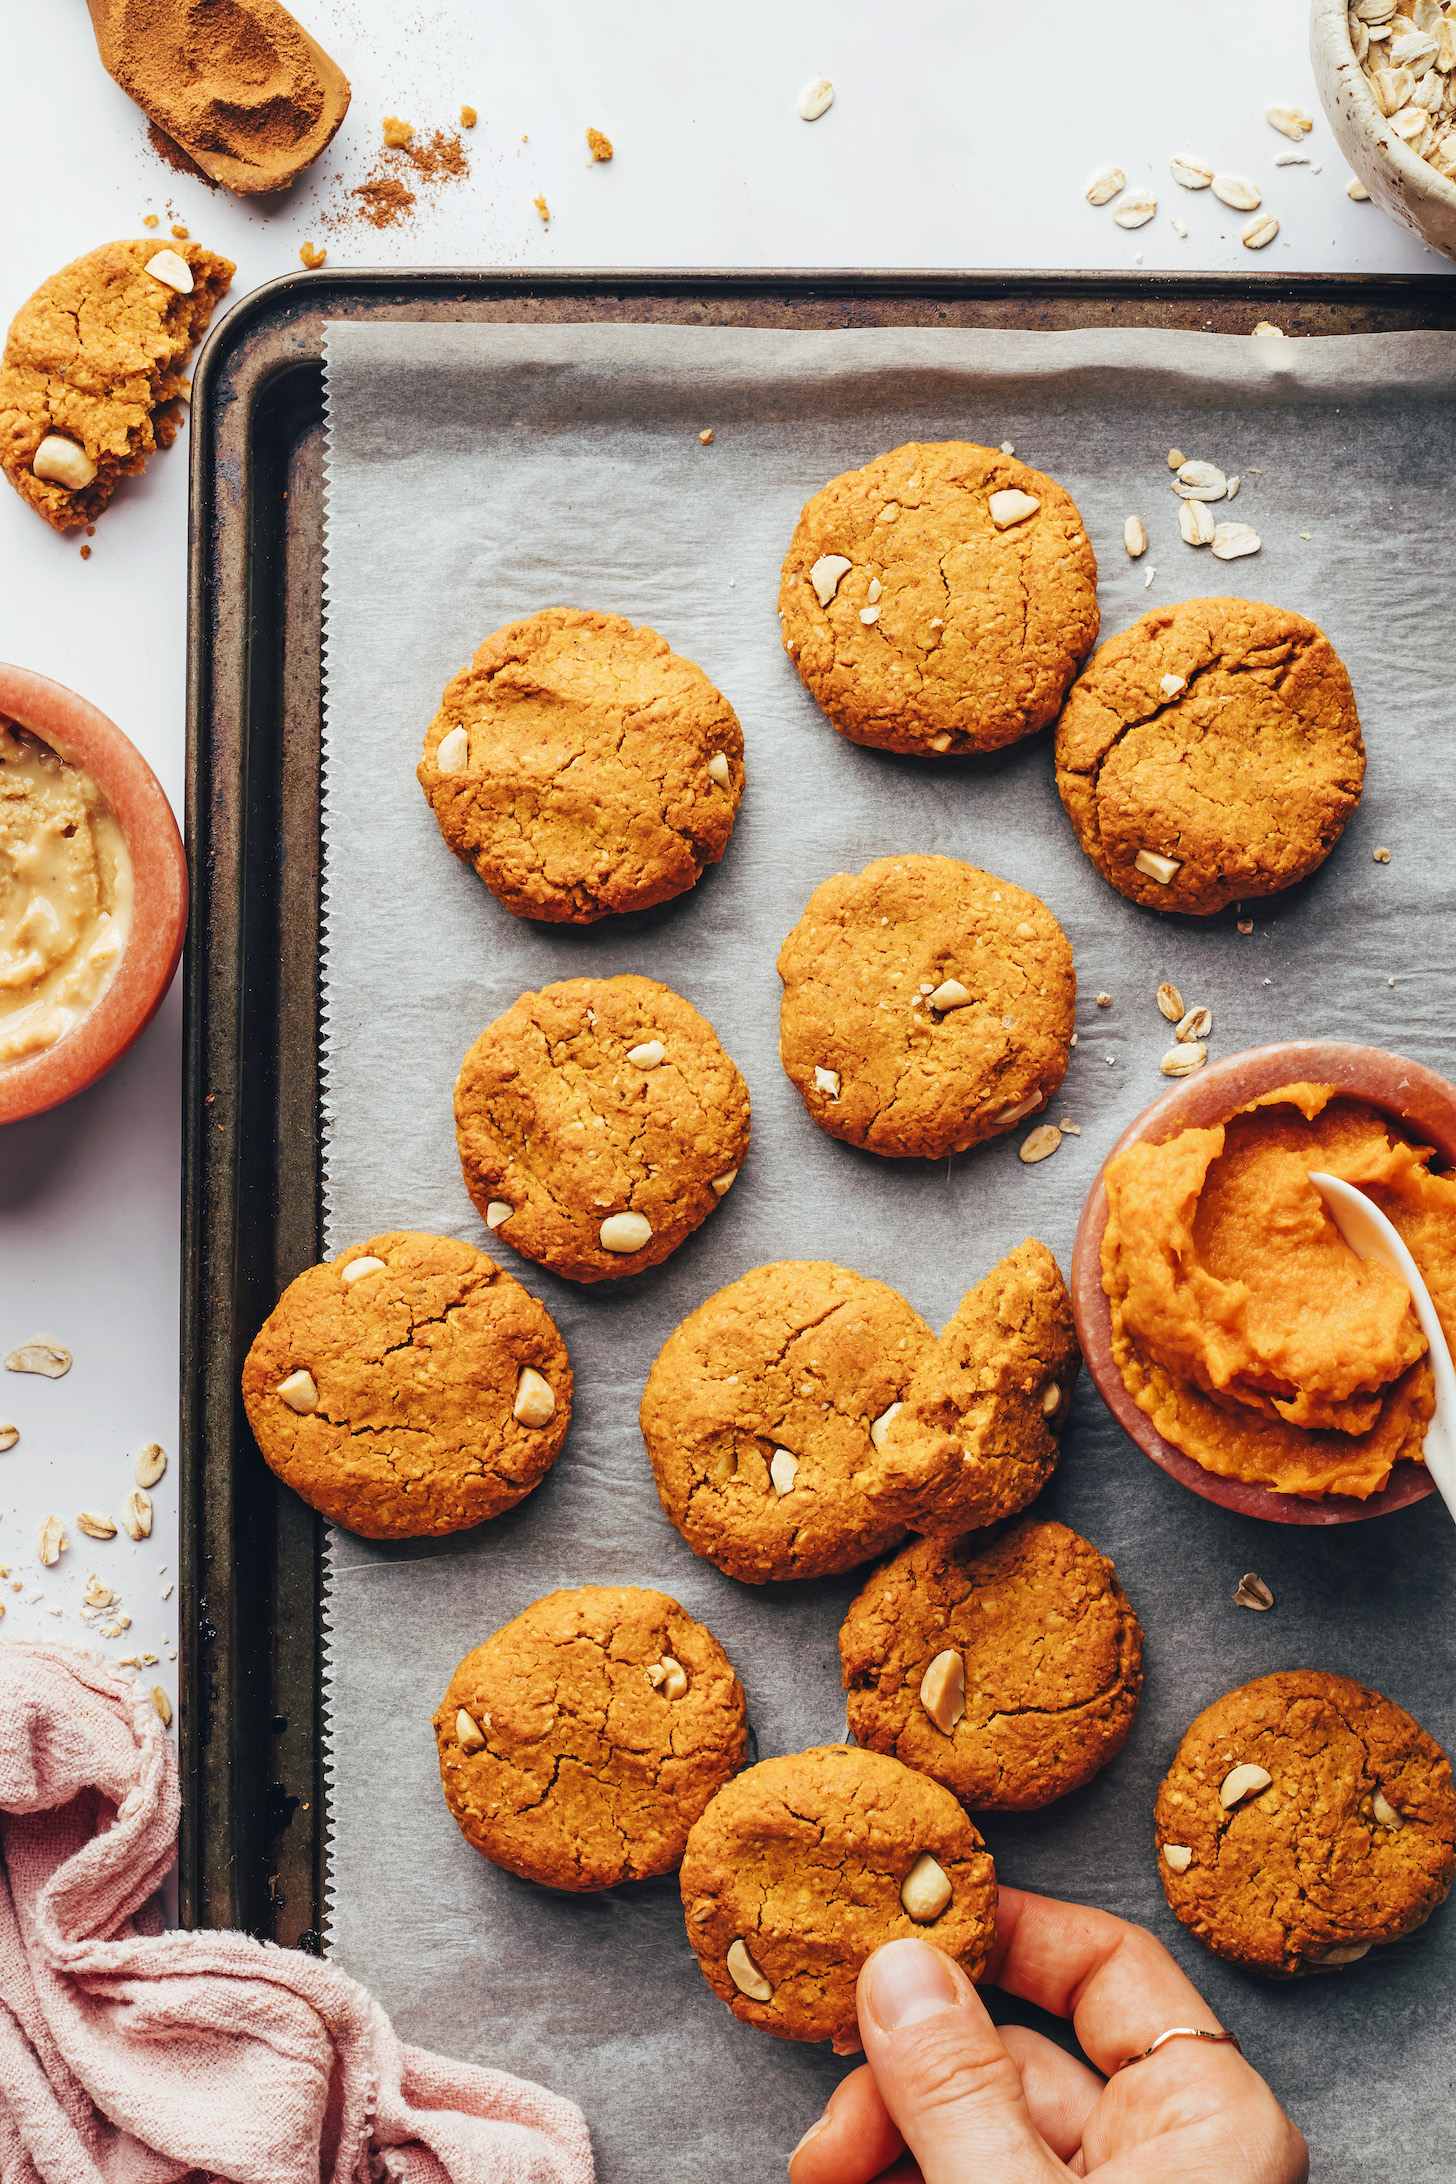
[{"xmin": 1115, "ymin": 2026, "xmax": 1242, "ymax": 2073}]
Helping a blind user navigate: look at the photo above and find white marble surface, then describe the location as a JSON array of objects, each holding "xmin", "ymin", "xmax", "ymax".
[{"xmin": 0, "ymin": 0, "xmax": 1448, "ymax": 1731}]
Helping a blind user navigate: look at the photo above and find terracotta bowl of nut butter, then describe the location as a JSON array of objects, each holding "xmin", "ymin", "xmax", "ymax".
[
  {"xmin": 1070, "ymin": 1041, "xmax": 1454, "ymax": 1526},
  {"xmin": 0, "ymin": 662, "xmax": 186, "ymax": 1125}
]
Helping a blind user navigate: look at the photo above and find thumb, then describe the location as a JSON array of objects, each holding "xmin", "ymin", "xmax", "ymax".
[{"xmin": 857, "ymin": 1940, "xmax": 1066, "ymax": 2184}]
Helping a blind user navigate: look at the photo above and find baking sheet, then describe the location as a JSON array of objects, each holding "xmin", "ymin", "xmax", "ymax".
[{"xmin": 318, "ymin": 321, "xmax": 1456, "ymax": 2183}]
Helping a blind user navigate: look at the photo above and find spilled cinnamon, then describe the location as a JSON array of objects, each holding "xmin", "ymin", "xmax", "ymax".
[{"xmin": 86, "ymin": 0, "xmax": 351, "ymax": 196}]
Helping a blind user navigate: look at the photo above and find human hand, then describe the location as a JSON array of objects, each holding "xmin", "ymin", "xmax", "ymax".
[{"xmin": 787, "ymin": 1887, "xmax": 1307, "ymax": 2183}]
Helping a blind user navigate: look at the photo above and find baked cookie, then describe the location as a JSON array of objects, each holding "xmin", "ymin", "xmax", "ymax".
[
  {"xmin": 1156, "ymin": 1671, "xmax": 1456, "ymax": 1977},
  {"xmin": 777, "ymin": 855, "xmax": 1074, "ymax": 1161},
  {"xmin": 866, "ymin": 1240, "xmax": 1079, "ymax": 1537},
  {"xmin": 0, "ymin": 240, "xmax": 234, "ymax": 531},
  {"xmin": 778, "ymin": 440, "xmax": 1099, "ymax": 756},
  {"xmin": 1055, "ymin": 599, "xmax": 1364, "ymax": 916},
  {"xmin": 417, "ymin": 609, "xmax": 746, "ymax": 923},
  {"xmin": 640, "ymin": 1262, "xmax": 936, "ymax": 1584},
  {"xmin": 841, "ymin": 1520, "xmax": 1143, "ymax": 1812},
  {"xmin": 681, "ymin": 1743, "xmax": 996, "ymax": 2045},
  {"xmin": 454, "ymin": 974, "xmax": 749, "ymax": 1283},
  {"xmin": 434, "ymin": 1585, "xmax": 747, "ymax": 1891},
  {"xmin": 241, "ymin": 1230, "xmax": 570, "ymax": 1539}
]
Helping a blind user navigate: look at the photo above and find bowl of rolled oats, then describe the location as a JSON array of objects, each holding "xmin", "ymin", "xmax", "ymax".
[{"xmin": 1312, "ymin": 0, "xmax": 1456, "ymax": 258}]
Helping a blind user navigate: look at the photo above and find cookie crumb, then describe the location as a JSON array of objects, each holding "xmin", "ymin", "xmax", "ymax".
[
  {"xmin": 1096, "ymin": 992, "xmax": 1112, "ymax": 1006},
  {"xmin": 1238, "ymin": 918, "xmax": 1254, "ymax": 934},
  {"xmin": 383, "ymin": 116, "xmax": 414, "ymax": 148},
  {"xmin": 143, "ymin": 214, "xmax": 159, "ymax": 228},
  {"xmin": 80, "ymin": 544, "xmax": 91, "ymax": 559},
  {"xmin": 460, "ymin": 105, "xmax": 477, "ymax": 128},
  {"xmin": 300, "ymin": 241, "xmax": 327, "ymax": 269},
  {"xmin": 171, "ymin": 223, "xmax": 189, "ymax": 240},
  {"xmin": 699, "ymin": 428, "xmax": 713, "ymax": 444},
  {"xmin": 587, "ymin": 127, "xmax": 613, "ymax": 161},
  {"xmin": 534, "ymin": 193, "xmax": 550, "ymax": 222},
  {"xmin": 1373, "ymin": 845, "xmax": 1391, "ymax": 862},
  {"xmin": 1058, "ymin": 1119, "xmax": 1082, "ymax": 1134}
]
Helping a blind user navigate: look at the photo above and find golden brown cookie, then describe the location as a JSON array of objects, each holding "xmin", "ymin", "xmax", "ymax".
[
  {"xmin": 1055, "ymin": 599, "xmax": 1365, "ymax": 916},
  {"xmin": 681, "ymin": 1743, "xmax": 996, "ymax": 2044},
  {"xmin": 1156, "ymin": 1671, "xmax": 1456, "ymax": 1977},
  {"xmin": 240, "ymin": 1230, "xmax": 570, "ymax": 1539},
  {"xmin": 776, "ymin": 855, "xmax": 1074, "ymax": 1162},
  {"xmin": 454, "ymin": 974, "xmax": 749, "ymax": 1283},
  {"xmin": 841, "ymin": 1520, "xmax": 1143, "ymax": 1812},
  {"xmin": 866, "ymin": 1240, "xmax": 1079, "ymax": 1536},
  {"xmin": 434, "ymin": 1585, "xmax": 748, "ymax": 1891},
  {"xmin": 639, "ymin": 1262, "xmax": 935, "ymax": 1584},
  {"xmin": 0, "ymin": 240, "xmax": 234, "ymax": 531},
  {"xmin": 778, "ymin": 440, "xmax": 1099, "ymax": 757},
  {"xmin": 416, "ymin": 609, "xmax": 746, "ymax": 923}
]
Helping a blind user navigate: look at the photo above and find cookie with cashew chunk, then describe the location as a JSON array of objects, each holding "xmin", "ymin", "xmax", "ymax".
[
  {"xmin": 841, "ymin": 1519, "xmax": 1143, "ymax": 1812},
  {"xmin": 435, "ymin": 1585, "xmax": 747, "ymax": 1890},
  {"xmin": 454, "ymin": 973, "xmax": 749, "ymax": 1283},
  {"xmin": 681, "ymin": 1743, "xmax": 996, "ymax": 2044},
  {"xmin": 1156, "ymin": 1670, "xmax": 1456, "ymax": 1977},
  {"xmin": 1055, "ymin": 598, "xmax": 1364, "ymax": 916},
  {"xmin": 778, "ymin": 439, "xmax": 1098, "ymax": 756},
  {"xmin": 640, "ymin": 1261, "xmax": 936, "ymax": 1583},
  {"xmin": 776, "ymin": 855, "xmax": 1074, "ymax": 1161},
  {"xmin": 865, "ymin": 1240, "xmax": 1079, "ymax": 1536},
  {"xmin": 241, "ymin": 1230, "xmax": 570, "ymax": 1539},
  {"xmin": 0, "ymin": 239, "xmax": 233, "ymax": 530},
  {"xmin": 417, "ymin": 608, "xmax": 745, "ymax": 922}
]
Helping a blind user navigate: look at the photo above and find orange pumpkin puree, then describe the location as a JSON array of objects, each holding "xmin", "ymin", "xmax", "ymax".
[{"xmin": 1101, "ymin": 1083, "xmax": 1456, "ymax": 1497}]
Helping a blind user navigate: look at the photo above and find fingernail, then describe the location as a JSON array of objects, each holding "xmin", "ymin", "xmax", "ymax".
[
  {"xmin": 866, "ymin": 1938, "xmax": 962, "ymax": 2032},
  {"xmin": 786, "ymin": 2109, "xmax": 831, "ymax": 2171}
]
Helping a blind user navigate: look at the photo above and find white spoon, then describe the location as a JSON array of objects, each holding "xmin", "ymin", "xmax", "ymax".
[{"xmin": 1308, "ymin": 1172, "xmax": 1456, "ymax": 1521}]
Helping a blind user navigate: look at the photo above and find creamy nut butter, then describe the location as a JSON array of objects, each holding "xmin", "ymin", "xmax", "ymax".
[{"xmin": 0, "ymin": 719, "xmax": 132, "ymax": 1064}]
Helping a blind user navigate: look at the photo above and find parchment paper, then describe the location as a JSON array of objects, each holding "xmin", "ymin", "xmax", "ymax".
[{"xmin": 319, "ymin": 323, "xmax": 1456, "ymax": 2183}]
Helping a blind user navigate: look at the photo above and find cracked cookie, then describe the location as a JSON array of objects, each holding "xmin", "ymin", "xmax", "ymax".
[
  {"xmin": 841, "ymin": 1519, "xmax": 1143, "ymax": 1812},
  {"xmin": 240, "ymin": 1230, "xmax": 570, "ymax": 1539},
  {"xmin": 777, "ymin": 855, "xmax": 1074, "ymax": 1161},
  {"xmin": 1155, "ymin": 1670, "xmax": 1456, "ymax": 1977},
  {"xmin": 640, "ymin": 1261, "xmax": 935, "ymax": 1584},
  {"xmin": 681, "ymin": 1742, "xmax": 996, "ymax": 2044},
  {"xmin": 0, "ymin": 239, "xmax": 234, "ymax": 531},
  {"xmin": 417, "ymin": 608, "xmax": 745, "ymax": 923},
  {"xmin": 454, "ymin": 973, "xmax": 750, "ymax": 1283},
  {"xmin": 865, "ymin": 1240, "xmax": 1079, "ymax": 1537},
  {"xmin": 777, "ymin": 439, "xmax": 1099, "ymax": 756},
  {"xmin": 1055, "ymin": 598, "xmax": 1365, "ymax": 916},
  {"xmin": 434, "ymin": 1584, "xmax": 748, "ymax": 1890}
]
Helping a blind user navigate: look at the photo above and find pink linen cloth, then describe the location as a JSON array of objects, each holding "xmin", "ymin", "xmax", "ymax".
[{"xmin": 0, "ymin": 1641, "xmax": 595, "ymax": 2184}]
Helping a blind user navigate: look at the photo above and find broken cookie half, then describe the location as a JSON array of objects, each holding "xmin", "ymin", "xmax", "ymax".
[
  {"xmin": 0, "ymin": 239, "xmax": 233, "ymax": 531},
  {"xmin": 861, "ymin": 1237, "xmax": 1080, "ymax": 1535}
]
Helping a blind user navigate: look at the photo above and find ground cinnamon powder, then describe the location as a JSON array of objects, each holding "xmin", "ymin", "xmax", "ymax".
[
  {"xmin": 340, "ymin": 128, "xmax": 470, "ymax": 232},
  {"xmin": 86, "ymin": 0, "xmax": 351, "ymax": 196}
]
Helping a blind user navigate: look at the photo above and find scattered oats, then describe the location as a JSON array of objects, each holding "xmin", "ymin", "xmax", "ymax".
[
  {"xmin": 151, "ymin": 1687, "xmax": 173, "ymax": 1729},
  {"xmin": 1300, "ymin": 530, "xmax": 1312, "ymax": 539},
  {"xmin": 1167, "ymin": 448, "xmax": 1186, "ymax": 468},
  {"xmin": 26, "ymin": 1590, "xmax": 43, "ymax": 1606},
  {"xmin": 1213, "ymin": 173, "xmax": 1262, "ymax": 210},
  {"xmin": 1084, "ymin": 163, "xmax": 1126, "ymax": 204},
  {"xmin": 1144, "ymin": 564, "xmax": 1156, "ymax": 587},
  {"xmin": 47, "ymin": 1605, "xmax": 62, "ymax": 1617},
  {"xmin": 134, "ymin": 1444, "xmax": 167, "ymax": 1488},
  {"xmin": 1374, "ymin": 845, "xmax": 1392, "ymax": 861},
  {"xmin": 1179, "ymin": 497, "xmax": 1217, "ymax": 546},
  {"xmin": 1171, "ymin": 217, "xmax": 1188, "ymax": 236},
  {"xmin": 1059, "ymin": 1119, "xmax": 1082, "ymax": 1135},
  {"xmin": 1227, "ymin": 477, "xmax": 1241, "ymax": 499},
  {"xmin": 797, "ymin": 75, "xmax": 835, "ymax": 121},
  {"xmin": 1253, "ymin": 320, "xmax": 1288, "ymax": 336},
  {"xmin": 1212, "ymin": 521, "xmax": 1262, "ymax": 559},
  {"xmin": 1020, "ymin": 1124, "xmax": 1062, "ymax": 1164},
  {"xmin": 1177, "ymin": 1005, "xmax": 1213, "ymax": 1041},
  {"xmin": 1133, "ymin": 252, "xmax": 1143, "ymax": 265},
  {"xmin": 77, "ymin": 1512, "xmax": 117, "ymax": 1541},
  {"xmin": 5, "ymin": 1340, "xmax": 71, "ymax": 1378},
  {"xmin": 123, "ymin": 1490, "xmax": 153, "ymax": 1540},
  {"xmin": 1124, "ymin": 515, "xmax": 1148, "ymax": 557},
  {"xmin": 1096, "ymin": 992, "xmax": 1112, "ymax": 1006},
  {"xmin": 161, "ymin": 1582, "xmax": 173, "ymax": 1599},
  {"xmin": 1161, "ymin": 1043, "xmax": 1207, "ymax": 1077},
  {"xmin": 1266, "ymin": 102, "xmax": 1314, "ymax": 139},
  {"xmin": 1274, "ymin": 151, "xmax": 1312, "ymax": 165},
  {"xmin": 1157, "ymin": 982, "xmax": 1186, "ymax": 1021},
  {"xmin": 1112, "ymin": 185, "xmax": 1157, "ymax": 227},
  {"xmin": 1242, "ymin": 211, "xmax": 1280, "ymax": 249},
  {"xmin": 1174, "ymin": 459, "xmax": 1228, "ymax": 501},
  {"xmin": 1348, "ymin": 176, "xmax": 1371, "ymax": 198},
  {"xmin": 1233, "ymin": 1571, "xmax": 1274, "ymax": 1610},
  {"xmin": 36, "ymin": 1516, "xmax": 65, "ymax": 1566},
  {"xmin": 0, "ymin": 1425, "xmax": 16, "ymax": 1452},
  {"xmin": 1169, "ymin": 153, "xmax": 1215, "ymax": 188}
]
